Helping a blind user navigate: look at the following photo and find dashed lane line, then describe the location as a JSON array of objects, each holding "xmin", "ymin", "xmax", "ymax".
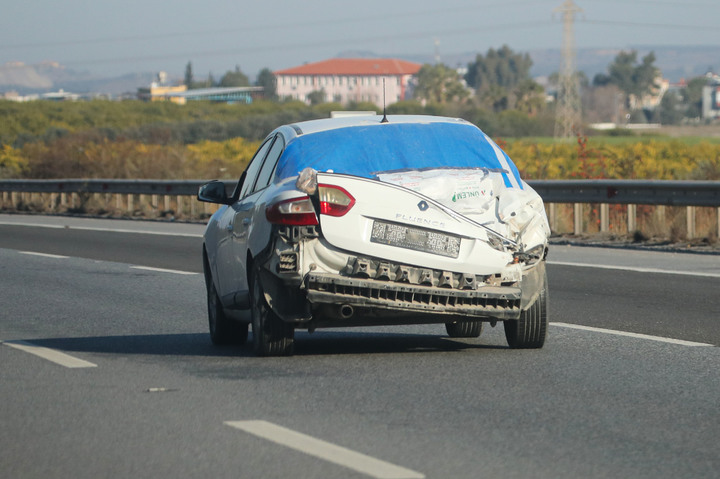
[
  {"xmin": 2, "ymin": 340, "xmax": 97, "ymax": 368},
  {"xmin": 130, "ymin": 266, "xmax": 199, "ymax": 275},
  {"xmin": 551, "ymin": 322, "xmax": 714, "ymax": 347},
  {"xmin": 0, "ymin": 221, "xmax": 203, "ymax": 238},
  {"xmin": 15, "ymin": 251, "xmax": 198, "ymax": 275},
  {"xmin": 19, "ymin": 251, "xmax": 70, "ymax": 259},
  {"xmin": 225, "ymin": 420, "xmax": 425, "ymax": 479}
]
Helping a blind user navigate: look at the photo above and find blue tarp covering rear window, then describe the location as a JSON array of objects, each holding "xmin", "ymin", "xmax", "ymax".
[{"xmin": 274, "ymin": 122, "xmax": 523, "ymax": 188}]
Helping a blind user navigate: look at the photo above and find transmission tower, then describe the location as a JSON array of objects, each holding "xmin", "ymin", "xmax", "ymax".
[{"xmin": 554, "ymin": 0, "xmax": 583, "ymax": 139}]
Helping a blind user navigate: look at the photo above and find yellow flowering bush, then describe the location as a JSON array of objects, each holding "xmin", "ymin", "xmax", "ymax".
[
  {"xmin": 506, "ymin": 137, "xmax": 720, "ymax": 180},
  {"xmin": 3, "ymin": 133, "xmax": 720, "ymax": 182},
  {"xmin": 0, "ymin": 144, "xmax": 27, "ymax": 178},
  {"xmin": 186, "ymin": 137, "xmax": 261, "ymax": 179}
]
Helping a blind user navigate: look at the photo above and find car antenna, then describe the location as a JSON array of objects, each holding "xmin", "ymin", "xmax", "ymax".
[{"xmin": 380, "ymin": 79, "xmax": 389, "ymax": 123}]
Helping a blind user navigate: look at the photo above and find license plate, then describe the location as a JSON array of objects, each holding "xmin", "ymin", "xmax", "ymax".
[{"xmin": 370, "ymin": 220, "xmax": 461, "ymax": 258}]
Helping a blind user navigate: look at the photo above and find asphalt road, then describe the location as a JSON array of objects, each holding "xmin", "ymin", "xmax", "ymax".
[{"xmin": 1, "ymin": 214, "xmax": 719, "ymax": 479}]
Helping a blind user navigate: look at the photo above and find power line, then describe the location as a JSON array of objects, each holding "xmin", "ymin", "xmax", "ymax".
[
  {"xmin": 0, "ymin": 0, "xmax": 545, "ymax": 51},
  {"xmin": 45, "ymin": 21, "xmax": 556, "ymax": 68},
  {"xmin": 583, "ymin": 0, "xmax": 718, "ymax": 7},
  {"xmin": 581, "ymin": 19, "xmax": 720, "ymax": 32}
]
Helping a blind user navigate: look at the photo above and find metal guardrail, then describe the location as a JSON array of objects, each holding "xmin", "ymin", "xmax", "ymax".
[
  {"xmin": 529, "ymin": 179, "xmax": 720, "ymax": 207},
  {"xmin": 2, "ymin": 178, "xmax": 719, "ymax": 205},
  {"xmin": 1, "ymin": 178, "xmax": 719, "ymax": 238},
  {"xmin": 0, "ymin": 179, "xmax": 203, "ymax": 196}
]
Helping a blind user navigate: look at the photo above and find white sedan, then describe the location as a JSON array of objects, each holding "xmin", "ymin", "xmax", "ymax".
[{"xmin": 198, "ymin": 115, "xmax": 550, "ymax": 356}]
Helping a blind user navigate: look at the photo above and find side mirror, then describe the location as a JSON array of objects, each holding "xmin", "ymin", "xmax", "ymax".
[{"xmin": 197, "ymin": 180, "xmax": 231, "ymax": 205}]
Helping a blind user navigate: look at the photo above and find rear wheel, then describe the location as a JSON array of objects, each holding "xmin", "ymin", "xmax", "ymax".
[
  {"xmin": 206, "ymin": 275, "xmax": 248, "ymax": 345},
  {"xmin": 504, "ymin": 274, "xmax": 548, "ymax": 349},
  {"xmin": 251, "ymin": 268, "xmax": 294, "ymax": 356},
  {"xmin": 445, "ymin": 320, "xmax": 482, "ymax": 338}
]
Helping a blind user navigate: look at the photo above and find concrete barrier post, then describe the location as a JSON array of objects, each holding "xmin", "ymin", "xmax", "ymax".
[
  {"xmin": 547, "ymin": 203, "xmax": 556, "ymax": 233},
  {"xmin": 686, "ymin": 206, "xmax": 696, "ymax": 239},
  {"xmin": 600, "ymin": 203, "xmax": 609, "ymax": 232},
  {"xmin": 573, "ymin": 203, "xmax": 583, "ymax": 235},
  {"xmin": 627, "ymin": 204, "xmax": 637, "ymax": 233}
]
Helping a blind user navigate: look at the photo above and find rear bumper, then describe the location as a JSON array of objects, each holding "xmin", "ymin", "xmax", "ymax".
[{"xmin": 305, "ymin": 273, "xmax": 522, "ymax": 321}]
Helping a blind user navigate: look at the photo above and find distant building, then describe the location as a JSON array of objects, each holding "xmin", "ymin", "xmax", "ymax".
[
  {"xmin": 274, "ymin": 58, "xmax": 422, "ymax": 107},
  {"xmin": 166, "ymin": 86, "xmax": 264, "ymax": 104},
  {"xmin": 634, "ymin": 76, "xmax": 669, "ymax": 110},
  {"xmin": 137, "ymin": 83, "xmax": 263, "ymax": 105},
  {"xmin": 40, "ymin": 89, "xmax": 80, "ymax": 101},
  {"xmin": 702, "ymin": 72, "xmax": 720, "ymax": 120},
  {"xmin": 137, "ymin": 82, "xmax": 188, "ymax": 104}
]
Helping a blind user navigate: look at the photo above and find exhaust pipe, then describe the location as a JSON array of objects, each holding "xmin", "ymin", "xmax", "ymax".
[{"xmin": 339, "ymin": 304, "xmax": 354, "ymax": 319}]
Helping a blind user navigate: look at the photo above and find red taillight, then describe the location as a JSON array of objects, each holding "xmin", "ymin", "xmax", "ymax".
[
  {"xmin": 318, "ymin": 184, "xmax": 355, "ymax": 217},
  {"xmin": 265, "ymin": 196, "xmax": 319, "ymax": 226}
]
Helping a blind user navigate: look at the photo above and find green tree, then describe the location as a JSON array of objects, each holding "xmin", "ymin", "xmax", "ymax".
[
  {"xmin": 658, "ymin": 91, "xmax": 683, "ymax": 125},
  {"xmin": 307, "ymin": 90, "xmax": 327, "ymax": 105},
  {"xmin": 219, "ymin": 66, "xmax": 250, "ymax": 87},
  {"xmin": 481, "ymin": 84, "xmax": 510, "ymax": 113},
  {"xmin": 184, "ymin": 61, "xmax": 194, "ymax": 88},
  {"xmin": 594, "ymin": 50, "xmax": 659, "ymax": 108},
  {"xmin": 513, "ymin": 79, "xmax": 546, "ymax": 115},
  {"xmin": 683, "ymin": 76, "xmax": 706, "ymax": 119},
  {"xmin": 192, "ymin": 72, "xmax": 216, "ymax": 89},
  {"xmin": 255, "ymin": 68, "xmax": 278, "ymax": 100},
  {"xmin": 465, "ymin": 45, "xmax": 533, "ymax": 92},
  {"xmin": 414, "ymin": 64, "xmax": 469, "ymax": 104}
]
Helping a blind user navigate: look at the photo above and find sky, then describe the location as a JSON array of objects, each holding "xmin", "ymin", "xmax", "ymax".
[{"xmin": 2, "ymin": 0, "xmax": 719, "ymax": 80}]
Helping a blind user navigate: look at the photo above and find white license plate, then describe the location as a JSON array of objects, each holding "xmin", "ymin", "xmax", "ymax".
[{"xmin": 370, "ymin": 220, "xmax": 460, "ymax": 258}]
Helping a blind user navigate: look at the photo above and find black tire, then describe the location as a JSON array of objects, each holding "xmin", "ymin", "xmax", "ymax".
[
  {"xmin": 206, "ymin": 274, "xmax": 248, "ymax": 346},
  {"xmin": 445, "ymin": 320, "xmax": 483, "ymax": 338},
  {"xmin": 251, "ymin": 268, "xmax": 294, "ymax": 356},
  {"xmin": 504, "ymin": 274, "xmax": 548, "ymax": 349}
]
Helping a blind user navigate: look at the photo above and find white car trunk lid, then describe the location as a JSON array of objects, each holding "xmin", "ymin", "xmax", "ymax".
[{"xmin": 315, "ymin": 173, "xmax": 513, "ymax": 275}]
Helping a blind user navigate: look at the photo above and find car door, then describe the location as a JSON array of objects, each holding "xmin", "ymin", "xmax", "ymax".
[
  {"xmin": 230, "ymin": 134, "xmax": 286, "ymax": 292},
  {"xmin": 214, "ymin": 137, "xmax": 274, "ymax": 307}
]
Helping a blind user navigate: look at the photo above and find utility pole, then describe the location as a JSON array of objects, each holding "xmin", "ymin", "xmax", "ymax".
[{"xmin": 554, "ymin": 0, "xmax": 583, "ymax": 139}]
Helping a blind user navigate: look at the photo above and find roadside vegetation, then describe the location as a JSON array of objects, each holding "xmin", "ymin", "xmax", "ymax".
[
  {"xmin": 1, "ymin": 98, "xmax": 720, "ymax": 181},
  {"xmin": 1, "ymin": 46, "xmax": 720, "ymax": 181}
]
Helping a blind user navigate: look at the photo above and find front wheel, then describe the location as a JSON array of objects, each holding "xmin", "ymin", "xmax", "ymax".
[
  {"xmin": 251, "ymin": 268, "xmax": 294, "ymax": 356},
  {"xmin": 207, "ymin": 275, "xmax": 248, "ymax": 346},
  {"xmin": 504, "ymin": 274, "xmax": 548, "ymax": 349}
]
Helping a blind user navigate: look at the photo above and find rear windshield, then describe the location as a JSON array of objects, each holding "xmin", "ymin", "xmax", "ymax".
[{"xmin": 274, "ymin": 122, "xmax": 523, "ymax": 189}]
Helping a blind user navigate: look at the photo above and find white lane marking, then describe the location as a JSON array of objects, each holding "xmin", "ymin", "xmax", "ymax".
[
  {"xmin": 225, "ymin": 420, "xmax": 425, "ymax": 479},
  {"xmin": 548, "ymin": 260, "xmax": 720, "ymax": 278},
  {"xmin": 2, "ymin": 340, "xmax": 97, "ymax": 368},
  {"xmin": 551, "ymin": 323, "xmax": 714, "ymax": 347},
  {"xmin": 0, "ymin": 221, "xmax": 203, "ymax": 238},
  {"xmin": 130, "ymin": 266, "xmax": 199, "ymax": 275},
  {"xmin": 19, "ymin": 251, "xmax": 70, "ymax": 259}
]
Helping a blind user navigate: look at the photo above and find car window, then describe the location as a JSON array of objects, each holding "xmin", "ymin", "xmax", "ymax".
[
  {"xmin": 238, "ymin": 137, "xmax": 273, "ymax": 199},
  {"xmin": 252, "ymin": 135, "xmax": 285, "ymax": 193}
]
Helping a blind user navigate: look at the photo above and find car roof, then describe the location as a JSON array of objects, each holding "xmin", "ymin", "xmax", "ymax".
[
  {"xmin": 273, "ymin": 116, "xmax": 525, "ymax": 189},
  {"xmin": 286, "ymin": 114, "xmax": 474, "ymax": 138}
]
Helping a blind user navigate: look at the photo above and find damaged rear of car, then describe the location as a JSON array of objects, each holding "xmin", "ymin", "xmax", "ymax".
[{"xmin": 199, "ymin": 115, "xmax": 550, "ymax": 356}]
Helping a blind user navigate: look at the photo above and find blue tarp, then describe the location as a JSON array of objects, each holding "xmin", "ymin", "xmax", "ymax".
[{"xmin": 274, "ymin": 122, "xmax": 523, "ymax": 188}]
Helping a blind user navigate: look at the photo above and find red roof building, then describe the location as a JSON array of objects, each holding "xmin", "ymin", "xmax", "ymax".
[{"xmin": 274, "ymin": 58, "xmax": 422, "ymax": 107}]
